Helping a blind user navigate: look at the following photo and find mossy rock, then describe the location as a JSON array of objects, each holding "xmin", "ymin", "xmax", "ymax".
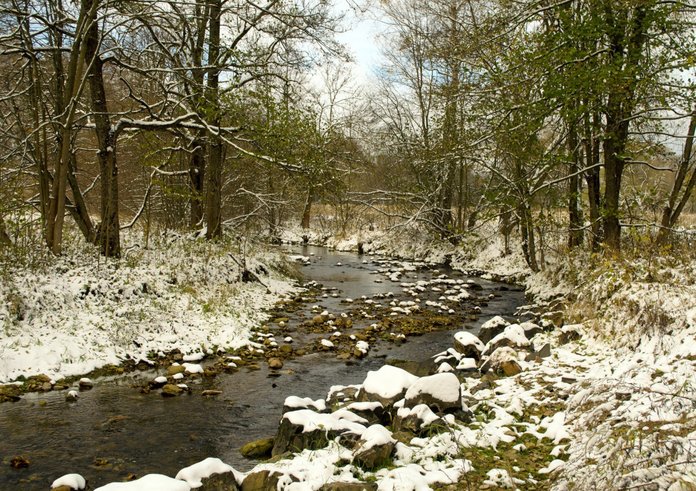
[{"xmin": 240, "ymin": 437, "xmax": 274, "ymax": 459}]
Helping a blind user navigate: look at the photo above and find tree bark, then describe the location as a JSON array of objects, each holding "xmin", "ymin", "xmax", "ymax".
[
  {"xmin": 85, "ymin": 0, "xmax": 120, "ymax": 257},
  {"xmin": 205, "ymin": 0, "xmax": 223, "ymax": 240},
  {"xmin": 583, "ymin": 108, "xmax": 602, "ymax": 250},
  {"xmin": 600, "ymin": 3, "xmax": 648, "ymax": 252},
  {"xmin": 189, "ymin": 0, "xmax": 209, "ymax": 228},
  {"xmin": 46, "ymin": 0, "xmax": 95, "ymax": 255},
  {"xmin": 519, "ymin": 204, "xmax": 539, "ymax": 272},
  {"xmin": 301, "ymin": 186, "xmax": 314, "ymax": 230},
  {"xmin": 567, "ymin": 123, "xmax": 583, "ymax": 248}
]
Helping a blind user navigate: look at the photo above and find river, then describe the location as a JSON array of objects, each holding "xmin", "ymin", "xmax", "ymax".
[{"xmin": 0, "ymin": 246, "xmax": 525, "ymax": 490}]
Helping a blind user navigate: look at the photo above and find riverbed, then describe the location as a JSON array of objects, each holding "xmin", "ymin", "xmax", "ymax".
[{"xmin": 0, "ymin": 246, "xmax": 525, "ymax": 490}]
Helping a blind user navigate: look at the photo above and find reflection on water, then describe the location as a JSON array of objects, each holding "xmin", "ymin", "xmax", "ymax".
[{"xmin": 0, "ymin": 246, "xmax": 525, "ymax": 490}]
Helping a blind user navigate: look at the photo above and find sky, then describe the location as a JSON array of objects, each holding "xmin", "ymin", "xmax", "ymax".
[{"xmin": 334, "ymin": 1, "xmax": 386, "ymax": 85}]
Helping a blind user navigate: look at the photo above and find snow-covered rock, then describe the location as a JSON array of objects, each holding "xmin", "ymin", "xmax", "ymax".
[
  {"xmin": 393, "ymin": 404, "xmax": 443, "ymax": 434},
  {"xmin": 453, "ymin": 331, "xmax": 485, "ymax": 360},
  {"xmin": 358, "ymin": 365, "xmax": 419, "ymax": 406},
  {"xmin": 352, "ymin": 424, "xmax": 396, "ymax": 470},
  {"xmin": 404, "ymin": 373, "xmax": 461, "ymax": 413},
  {"xmin": 283, "ymin": 396, "xmax": 327, "ymax": 414},
  {"xmin": 480, "ymin": 346, "xmax": 523, "ymax": 376},
  {"xmin": 483, "ymin": 324, "xmax": 530, "ymax": 355},
  {"xmin": 51, "ymin": 474, "xmax": 86, "ymax": 490},
  {"xmin": 272, "ymin": 409, "xmax": 366, "ymax": 456},
  {"xmin": 477, "ymin": 315, "xmax": 510, "ymax": 343},
  {"xmin": 175, "ymin": 457, "xmax": 242, "ymax": 489}
]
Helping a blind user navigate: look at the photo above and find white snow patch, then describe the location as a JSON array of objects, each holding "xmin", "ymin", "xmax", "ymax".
[
  {"xmin": 175, "ymin": 457, "xmax": 241, "ymax": 488},
  {"xmin": 51, "ymin": 474, "xmax": 86, "ymax": 490},
  {"xmin": 94, "ymin": 474, "xmax": 191, "ymax": 491}
]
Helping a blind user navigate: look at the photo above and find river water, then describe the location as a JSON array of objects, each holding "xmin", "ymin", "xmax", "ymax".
[{"xmin": 0, "ymin": 246, "xmax": 525, "ymax": 490}]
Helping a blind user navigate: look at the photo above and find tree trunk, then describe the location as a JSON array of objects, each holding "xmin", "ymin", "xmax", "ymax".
[
  {"xmin": 603, "ymin": 113, "xmax": 627, "ymax": 251},
  {"xmin": 657, "ymin": 109, "xmax": 696, "ymax": 243},
  {"xmin": 584, "ymin": 109, "xmax": 602, "ymax": 251},
  {"xmin": 189, "ymin": 0, "xmax": 209, "ymax": 228},
  {"xmin": 85, "ymin": 0, "xmax": 120, "ymax": 257},
  {"xmin": 46, "ymin": 0, "xmax": 95, "ymax": 255},
  {"xmin": 189, "ymin": 135, "xmax": 205, "ymax": 228},
  {"xmin": 301, "ymin": 186, "xmax": 314, "ymax": 230},
  {"xmin": 67, "ymin": 155, "xmax": 96, "ymax": 243},
  {"xmin": 205, "ymin": 0, "xmax": 222, "ymax": 240},
  {"xmin": 519, "ymin": 204, "xmax": 539, "ymax": 272},
  {"xmin": 567, "ymin": 123, "xmax": 583, "ymax": 248},
  {"xmin": 0, "ymin": 216, "xmax": 11, "ymax": 246}
]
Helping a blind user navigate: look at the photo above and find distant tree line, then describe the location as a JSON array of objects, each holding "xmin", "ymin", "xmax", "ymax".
[
  {"xmin": 368, "ymin": 0, "xmax": 695, "ymax": 267},
  {"xmin": 1, "ymin": 0, "xmax": 695, "ymax": 266}
]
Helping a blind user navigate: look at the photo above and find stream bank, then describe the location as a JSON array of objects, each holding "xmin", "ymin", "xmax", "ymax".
[{"xmin": 1, "ymin": 246, "xmax": 526, "ymax": 490}]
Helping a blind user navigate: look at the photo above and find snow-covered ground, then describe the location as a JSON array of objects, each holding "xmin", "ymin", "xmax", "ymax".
[{"xmin": 0, "ymin": 233, "xmax": 296, "ymax": 383}]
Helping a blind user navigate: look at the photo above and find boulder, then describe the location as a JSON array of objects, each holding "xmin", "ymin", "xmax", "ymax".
[
  {"xmin": 481, "ymin": 347, "xmax": 523, "ymax": 376},
  {"xmin": 393, "ymin": 404, "xmax": 444, "ymax": 435},
  {"xmin": 78, "ymin": 377, "xmax": 94, "ymax": 390},
  {"xmin": 175, "ymin": 458, "xmax": 242, "ymax": 490},
  {"xmin": 272, "ymin": 410, "xmax": 365, "ymax": 456},
  {"xmin": 161, "ymin": 384, "xmax": 184, "ymax": 397},
  {"xmin": 268, "ymin": 358, "xmax": 284, "ymax": 370},
  {"xmin": 477, "ymin": 316, "xmax": 510, "ymax": 344},
  {"xmin": 520, "ymin": 321, "xmax": 543, "ymax": 339},
  {"xmin": 453, "ymin": 331, "xmax": 485, "ymax": 361},
  {"xmin": 542, "ymin": 310, "xmax": 564, "ymax": 328},
  {"xmin": 483, "ymin": 324, "xmax": 530, "ymax": 356},
  {"xmin": 240, "ymin": 437, "xmax": 274, "ymax": 459},
  {"xmin": 241, "ymin": 470, "xmax": 297, "ymax": 491},
  {"xmin": 198, "ymin": 472, "xmax": 241, "ymax": 490},
  {"xmin": 357, "ymin": 365, "xmax": 418, "ymax": 407},
  {"xmin": 559, "ymin": 324, "xmax": 583, "ymax": 344},
  {"xmin": 50, "ymin": 473, "xmax": 86, "ymax": 490},
  {"xmin": 326, "ymin": 385, "xmax": 360, "ymax": 407},
  {"xmin": 167, "ymin": 365, "xmax": 186, "ymax": 376},
  {"xmin": 403, "ymin": 373, "xmax": 461, "ymax": 414},
  {"xmin": 352, "ymin": 425, "xmax": 396, "ymax": 470},
  {"xmin": 456, "ymin": 358, "xmax": 478, "ymax": 373},
  {"xmin": 536, "ymin": 342, "xmax": 552, "ymax": 358},
  {"xmin": 0, "ymin": 385, "xmax": 21, "ymax": 403}
]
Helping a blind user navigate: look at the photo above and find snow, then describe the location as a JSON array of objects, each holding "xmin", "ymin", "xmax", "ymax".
[
  {"xmin": 182, "ymin": 363, "xmax": 204, "ymax": 374},
  {"xmin": 94, "ymin": 474, "xmax": 190, "ymax": 491},
  {"xmin": 483, "ymin": 468, "xmax": 514, "ymax": 488},
  {"xmin": 396, "ymin": 404, "xmax": 440, "ymax": 426},
  {"xmin": 453, "ymin": 331, "xmax": 484, "ymax": 351},
  {"xmin": 282, "ymin": 409, "xmax": 366, "ymax": 434},
  {"xmin": 174, "ymin": 457, "xmax": 242, "ymax": 488},
  {"xmin": 182, "ymin": 353, "xmax": 205, "ymax": 362},
  {"xmin": 487, "ymin": 324, "xmax": 530, "ymax": 349},
  {"xmin": 0, "ymin": 235, "xmax": 295, "ymax": 383},
  {"xmin": 321, "ymin": 339, "xmax": 334, "ymax": 348},
  {"xmin": 361, "ymin": 365, "xmax": 418, "ymax": 400},
  {"xmin": 404, "ymin": 373, "xmax": 460, "ymax": 404},
  {"xmin": 284, "ymin": 396, "xmax": 327, "ymax": 412},
  {"xmin": 480, "ymin": 315, "xmax": 509, "ymax": 331},
  {"xmin": 51, "ymin": 473, "xmax": 86, "ymax": 489},
  {"xmin": 456, "ymin": 358, "xmax": 477, "ymax": 370},
  {"xmin": 154, "ymin": 376, "xmax": 167, "ymax": 384},
  {"xmin": 359, "ymin": 424, "xmax": 396, "ymax": 451}
]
